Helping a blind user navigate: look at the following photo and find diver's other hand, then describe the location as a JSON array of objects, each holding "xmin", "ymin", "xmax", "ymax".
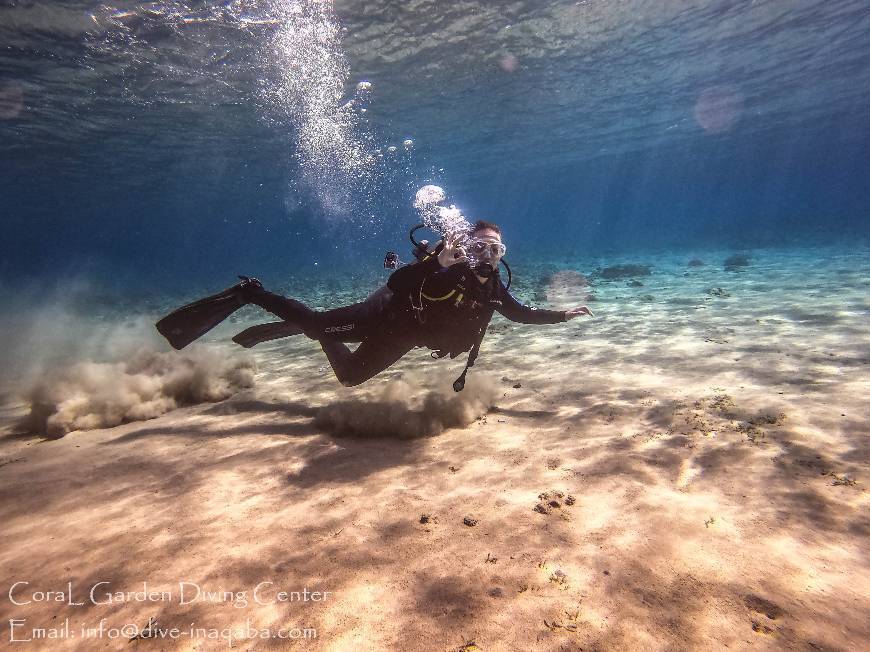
[
  {"xmin": 564, "ymin": 306, "xmax": 594, "ymax": 320},
  {"xmin": 437, "ymin": 233, "xmax": 468, "ymax": 267}
]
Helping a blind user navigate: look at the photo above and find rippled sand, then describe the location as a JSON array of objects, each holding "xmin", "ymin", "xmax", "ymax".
[{"xmin": 1, "ymin": 246, "xmax": 867, "ymax": 650}]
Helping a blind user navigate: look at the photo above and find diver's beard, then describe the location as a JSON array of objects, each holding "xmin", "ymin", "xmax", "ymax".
[{"xmin": 473, "ymin": 261, "xmax": 495, "ymax": 277}]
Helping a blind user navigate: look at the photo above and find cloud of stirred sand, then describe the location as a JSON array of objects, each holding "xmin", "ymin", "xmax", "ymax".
[
  {"xmin": 2, "ymin": 280, "xmax": 496, "ymax": 440},
  {"xmin": 0, "ymin": 279, "xmax": 256, "ymax": 438},
  {"xmin": 23, "ymin": 347, "xmax": 256, "ymax": 438},
  {"xmin": 315, "ymin": 371, "xmax": 498, "ymax": 438}
]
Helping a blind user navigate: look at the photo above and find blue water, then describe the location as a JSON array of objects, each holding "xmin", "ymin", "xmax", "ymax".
[
  {"xmin": 1, "ymin": 0, "xmax": 869, "ymax": 295},
  {"xmin": 4, "ymin": 5, "xmax": 870, "ymax": 645}
]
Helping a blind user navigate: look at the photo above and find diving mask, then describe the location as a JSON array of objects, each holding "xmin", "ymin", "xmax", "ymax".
[
  {"xmin": 465, "ymin": 238, "xmax": 506, "ymax": 259},
  {"xmin": 464, "ymin": 237, "xmax": 505, "ymax": 277}
]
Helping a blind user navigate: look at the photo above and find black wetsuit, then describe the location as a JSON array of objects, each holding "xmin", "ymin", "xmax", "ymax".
[{"xmin": 246, "ymin": 253, "xmax": 566, "ymax": 386}]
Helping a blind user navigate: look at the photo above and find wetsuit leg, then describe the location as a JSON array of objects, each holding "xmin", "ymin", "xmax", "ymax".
[
  {"xmin": 246, "ymin": 287, "xmax": 393, "ymax": 342},
  {"xmin": 244, "ymin": 285, "xmax": 415, "ymax": 385},
  {"xmin": 320, "ymin": 333, "xmax": 416, "ymax": 387},
  {"xmin": 246, "ymin": 291, "xmax": 318, "ymax": 332}
]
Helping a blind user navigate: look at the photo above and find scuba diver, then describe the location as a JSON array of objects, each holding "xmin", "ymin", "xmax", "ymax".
[{"xmin": 156, "ymin": 221, "xmax": 593, "ymax": 391}]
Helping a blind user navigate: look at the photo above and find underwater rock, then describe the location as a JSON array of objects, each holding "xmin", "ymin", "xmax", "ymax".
[
  {"xmin": 744, "ymin": 595, "xmax": 785, "ymax": 621},
  {"xmin": 598, "ymin": 264, "xmax": 651, "ymax": 280},
  {"xmin": 487, "ymin": 322, "xmax": 511, "ymax": 334},
  {"xmin": 688, "ymin": 258, "xmax": 705, "ymax": 267},
  {"xmin": 707, "ymin": 287, "xmax": 730, "ymax": 297},
  {"xmin": 724, "ymin": 254, "xmax": 750, "ymax": 271},
  {"xmin": 626, "ymin": 279, "xmax": 644, "ymax": 287},
  {"xmin": 534, "ymin": 491, "xmax": 576, "ymax": 515},
  {"xmin": 710, "ymin": 394, "xmax": 736, "ymax": 412}
]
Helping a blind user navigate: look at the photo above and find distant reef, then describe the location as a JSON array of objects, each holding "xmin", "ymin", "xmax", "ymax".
[
  {"xmin": 724, "ymin": 254, "xmax": 751, "ymax": 271},
  {"xmin": 596, "ymin": 264, "xmax": 652, "ymax": 280}
]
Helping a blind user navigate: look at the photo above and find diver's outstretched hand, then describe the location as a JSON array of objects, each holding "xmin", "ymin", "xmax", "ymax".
[
  {"xmin": 437, "ymin": 233, "xmax": 469, "ymax": 267},
  {"xmin": 565, "ymin": 306, "xmax": 594, "ymax": 320}
]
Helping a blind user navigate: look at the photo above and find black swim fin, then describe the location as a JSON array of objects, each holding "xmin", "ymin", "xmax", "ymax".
[
  {"xmin": 232, "ymin": 321, "xmax": 304, "ymax": 348},
  {"xmin": 156, "ymin": 277, "xmax": 258, "ymax": 350}
]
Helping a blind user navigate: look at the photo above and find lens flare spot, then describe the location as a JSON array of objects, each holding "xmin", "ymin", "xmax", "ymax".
[
  {"xmin": 694, "ymin": 86, "xmax": 744, "ymax": 134},
  {"xmin": 499, "ymin": 53, "xmax": 519, "ymax": 73},
  {"xmin": 0, "ymin": 81, "xmax": 24, "ymax": 120}
]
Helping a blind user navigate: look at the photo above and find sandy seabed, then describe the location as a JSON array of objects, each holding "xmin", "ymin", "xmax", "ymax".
[{"xmin": 0, "ymin": 246, "xmax": 868, "ymax": 651}]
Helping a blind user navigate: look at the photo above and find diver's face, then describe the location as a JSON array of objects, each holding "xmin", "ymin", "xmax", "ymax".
[{"xmin": 466, "ymin": 228, "xmax": 505, "ymax": 263}]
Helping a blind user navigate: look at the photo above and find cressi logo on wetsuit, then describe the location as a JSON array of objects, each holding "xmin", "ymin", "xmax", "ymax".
[{"xmin": 324, "ymin": 323, "xmax": 355, "ymax": 333}]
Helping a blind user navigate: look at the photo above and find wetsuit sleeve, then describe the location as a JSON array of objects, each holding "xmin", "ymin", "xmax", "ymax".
[
  {"xmin": 387, "ymin": 254, "xmax": 443, "ymax": 294},
  {"xmin": 495, "ymin": 283, "xmax": 567, "ymax": 324}
]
